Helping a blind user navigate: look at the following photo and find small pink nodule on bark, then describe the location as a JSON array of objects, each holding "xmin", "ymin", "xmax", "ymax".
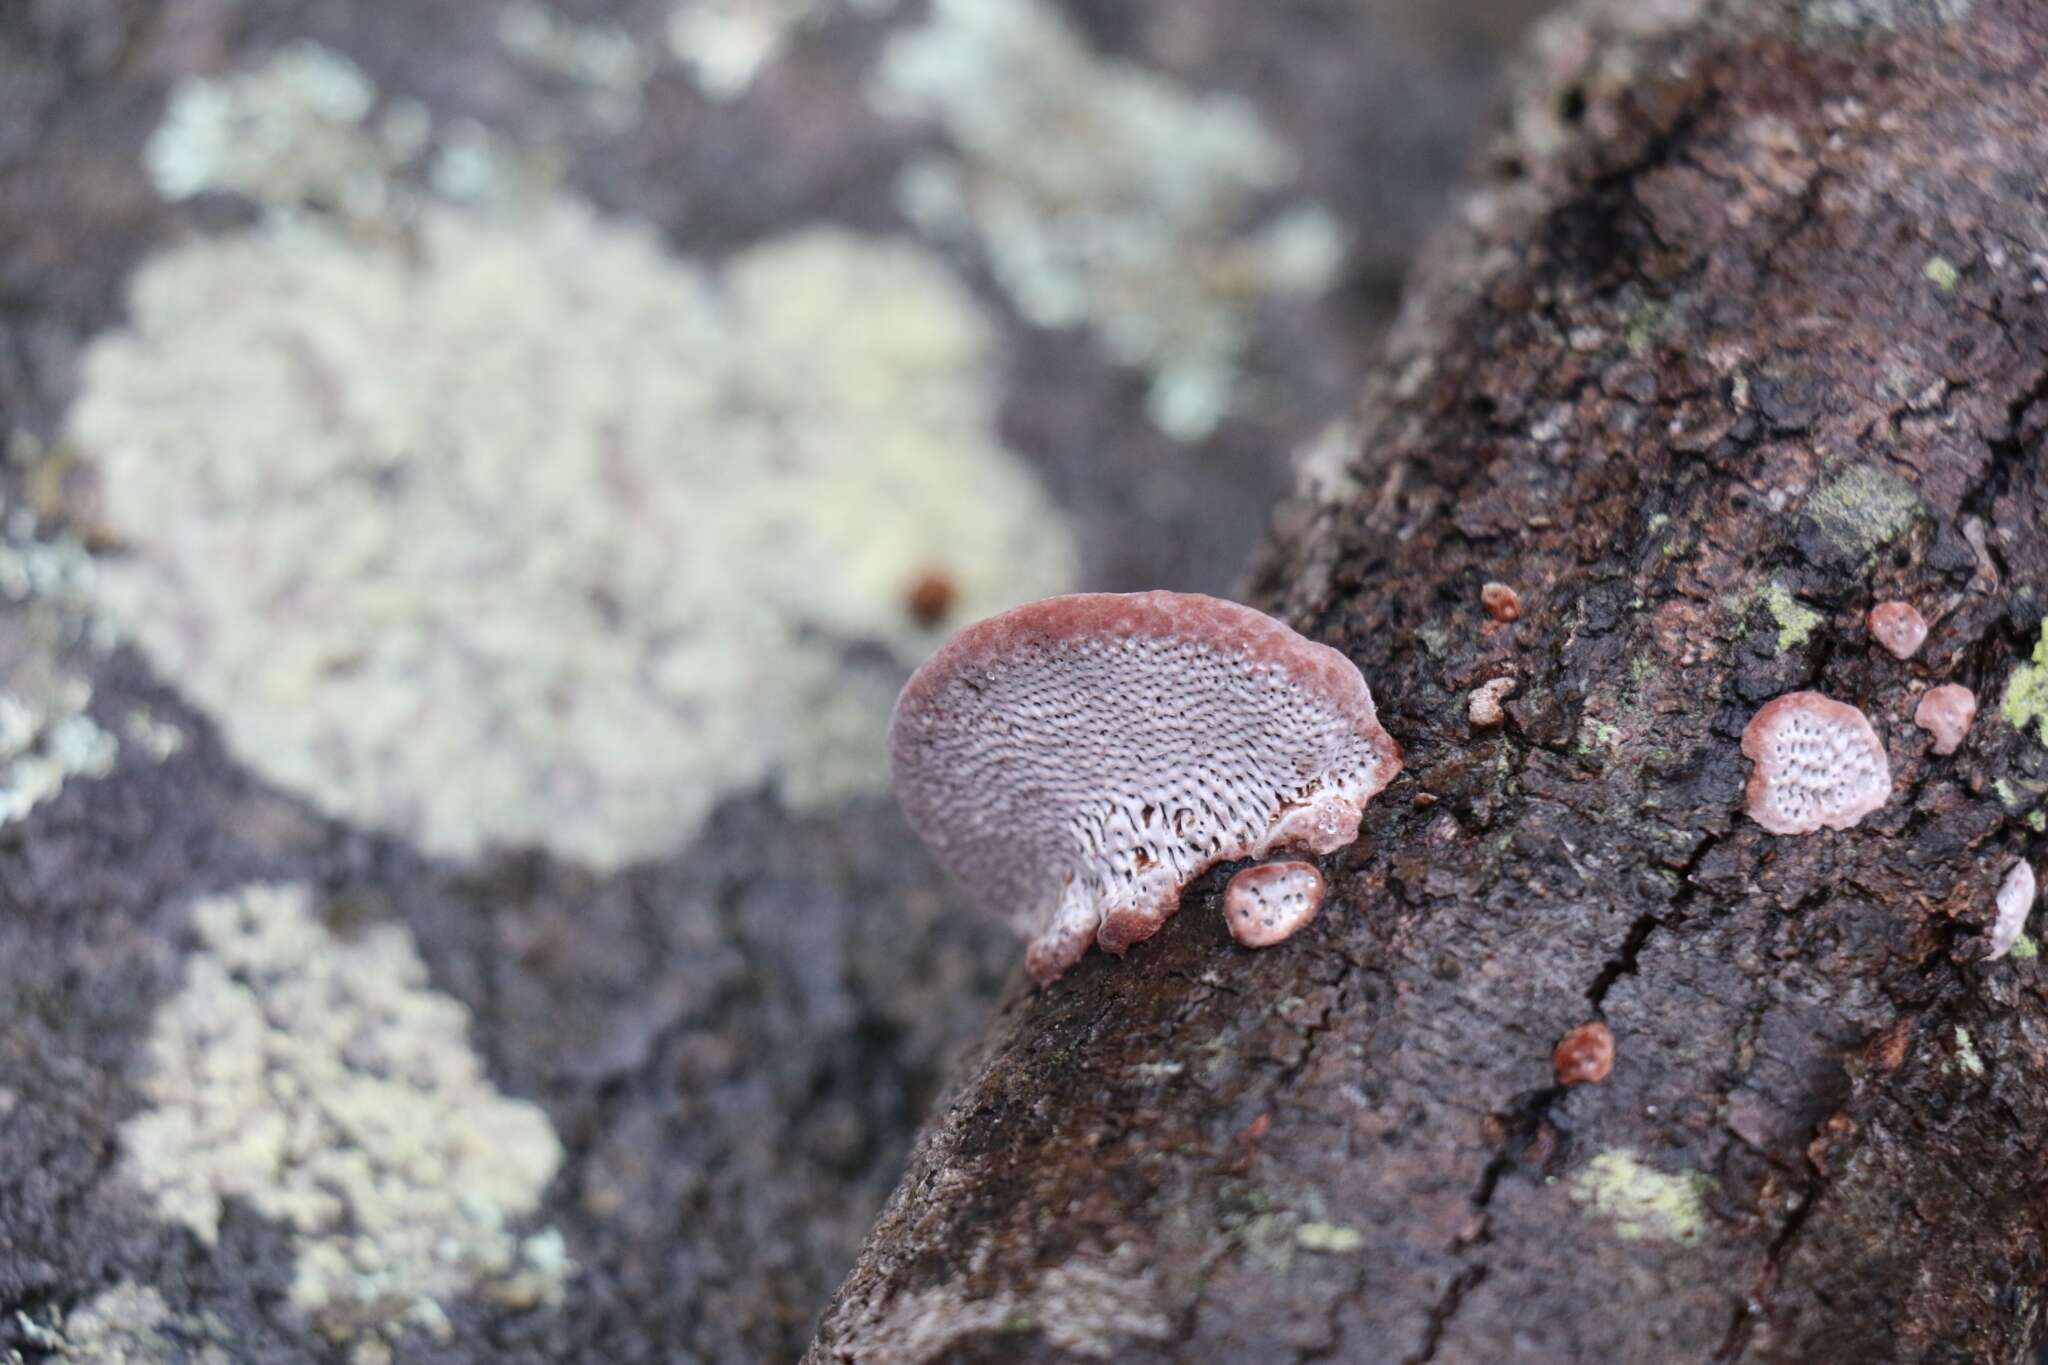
[
  {"xmin": 1469, "ymin": 676, "xmax": 1516, "ymax": 729},
  {"xmin": 1223, "ymin": 860, "xmax": 1326, "ymax": 948},
  {"xmin": 891, "ymin": 591, "xmax": 1403, "ymax": 984},
  {"xmin": 1989, "ymin": 861, "xmax": 2037, "ymax": 961},
  {"xmin": 1867, "ymin": 601, "xmax": 1928, "ymax": 660},
  {"xmin": 1552, "ymin": 1021, "xmax": 1614, "ymax": 1086},
  {"xmin": 1480, "ymin": 581, "xmax": 1523, "ymax": 622},
  {"xmin": 1741, "ymin": 692, "xmax": 1891, "ymax": 835},
  {"xmin": 1913, "ymin": 683, "xmax": 1976, "ymax": 755}
]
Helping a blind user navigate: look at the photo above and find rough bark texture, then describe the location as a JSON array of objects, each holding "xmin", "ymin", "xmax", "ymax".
[
  {"xmin": 0, "ymin": 2, "xmax": 1545, "ymax": 1363},
  {"xmin": 810, "ymin": 2, "xmax": 2048, "ymax": 1361}
]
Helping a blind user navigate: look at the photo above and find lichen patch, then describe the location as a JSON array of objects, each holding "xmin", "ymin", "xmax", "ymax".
[
  {"xmin": 119, "ymin": 883, "xmax": 572, "ymax": 1346},
  {"xmin": 70, "ymin": 199, "xmax": 1073, "ymax": 867},
  {"xmin": 1568, "ymin": 1149, "xmax": 1715, "ymax": 1245},
  {"xmin": 871, "ymin": 0, "xmax": 1342, "ymax": 439},
  {"xmin": 2003, "ymin": 621, "xmax": 2048, "ymax": 746}
]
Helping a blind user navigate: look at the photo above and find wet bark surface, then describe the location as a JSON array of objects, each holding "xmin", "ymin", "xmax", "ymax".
[
  {"xmin": 810, "ymin": 1, "xmax": 2048, "ymax": 1360},
  {"xmin": 0, "ymin": 1, "xmax": 1544, "ymax": 1363}
]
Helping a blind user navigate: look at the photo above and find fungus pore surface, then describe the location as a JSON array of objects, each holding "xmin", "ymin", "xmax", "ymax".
[
  {"xmin": 1223, "ymin": 860, "xmax": 1327, "ymax": 949},
  {"xmin": 1740, "ymin": 691, "xmax": 1892, "ymax": 835},
  {"xmin": 1867, "ymin": 600, "xmax": 1928, "ymax": 659},
  {"xmin": 891, "ymin": 591, "xmax": 1401, "ymax": 982}
]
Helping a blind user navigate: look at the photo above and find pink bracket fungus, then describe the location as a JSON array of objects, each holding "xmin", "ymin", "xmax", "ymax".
[
  {"xmin": 1740, "ymin": 691, "xmax": 1891, "ymax": 835},
  {"xmin": 1223, "ymin": 860, "xmax": 1327, "ymax": 948},
  {"xmin": 1989, "ymin": 861, "xmax": 2037, "ymax": 961},
  {"xmin": 890, "ymin": 591, "xmax": 1403, "ymax": 983},
  {"xmin": 1469, "ymin": 676, "xmax": 1516, "ymax": 729},
  {"xmin": 1867, "ymin": 601, "xmax": 1928, "ymax": 660},
  {"xmin": 1913, "ymin": 683, "xmax": 1976, "ymax": 755}
]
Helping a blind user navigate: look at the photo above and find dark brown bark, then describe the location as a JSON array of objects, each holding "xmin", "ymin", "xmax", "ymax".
[{"xmin": 809, "ymin": 2, "xmax": 2048, "ymax": 1361}]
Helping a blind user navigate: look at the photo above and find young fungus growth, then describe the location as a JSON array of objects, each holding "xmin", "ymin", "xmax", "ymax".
[
  {"xmin": 1741, "ymin": 692, "xmax": 1891, "ymax": 835},
  {"xmin": 1867, "ymin": 600, "xmax": 1928, "ymax": 660},
  {"xmin": 891, "ymin": 592, "xmax": 1401, "ymax": 982},
  {"xmin": 1223, "ymin": 860, "xmax": 1327, "ymax": 949},
  {"xmin": 1914, "ymin": 683, "xmax": 1977, "ymax": 755}
]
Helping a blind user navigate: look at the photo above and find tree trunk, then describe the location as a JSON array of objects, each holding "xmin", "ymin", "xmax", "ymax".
[{"xmin": 808, "ymin": 2, "xmax": 2048, "ymax": 1360}]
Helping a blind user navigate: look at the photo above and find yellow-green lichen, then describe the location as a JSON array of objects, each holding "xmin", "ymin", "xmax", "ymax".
[
  {"xmin": 1293, "ymin": 1222, "xmax": 1364, "ymax": 1254},
  {"xmin": 1760, "ymin": 581, "xmax": 1823, "ymax": 651},
  {"xmin": 2003, "ymin": 622, "xmax": 2048, "ymax": 746},
  {"xmin": 2010, "ymin": 934, "xmax": 2038, "ymax": 962},
  {"xmin": 871, "ymin": 0, "xmax": 1342, "ymax": 439},
  {"xmin": 71, "ymin": 196, "xmax": 1073, "ymax": 868},
  {"xmin": 1953, "ymin": 1025, "xmax": 1985, "ymax": 1077},
  {"xmin": 119, "ymin": 884, "xmax": 571, "ymax": 1346},
  {"xmin": 1922, "ymin": 256, "xmax": 1960, "ymax": 291},
  {"xmin": 1805, "ymin": 464, "xmax": 1923, "ymax": 563},
  {"xmin": 1568, "ymin": 1149, "xmax": 1715, "ymax": 1245}
]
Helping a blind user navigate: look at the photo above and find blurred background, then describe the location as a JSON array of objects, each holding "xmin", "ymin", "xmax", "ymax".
[{"xmin": 0, "ymin": 1, "xmax": 1550, "ymax": 1359}]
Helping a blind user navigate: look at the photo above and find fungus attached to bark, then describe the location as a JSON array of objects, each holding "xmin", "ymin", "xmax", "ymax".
[
  {"xmin": 891, "ymin": 591, "xmax": 1403, "ymax": 983},
  {"xmin": 1553, "ymin": 1021, "xmax": 1614, "ymax": 1086},
  {"xmin": 1867, "ymin": 601, "xmax": 1928, "ymax": 660},
  {"xmin": 1223, "ymin": 860, "xmax": 1326, "ymax": 948},
  {"xmin": 1989, "ymin": 861, "xmax": 2037, "ymax": 961},
  {"xmin": 1481, "ymin": 581, "xmax": 1523, "ymax": 622},
  {"xmin": 1913, "ymin": 683, "xmax": 1976, "ymax": 755},
  {"xmin": 1740, "ymin": 691, "xmax": 1891, "ymax": 835}
]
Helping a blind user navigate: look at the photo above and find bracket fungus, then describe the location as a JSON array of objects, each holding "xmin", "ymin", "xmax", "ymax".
[
  {"xmin": 1223, "ymin": 860, "xmax": 1327, "ymax": 949},
  {"xmin": 1914, "ymin": 683, "xmax": 1976, "ymax": 755},
  {"xmin": 1867, "ymin": 601, "xmax": 1928, "ymax": 660},
  {"xmin": 1480, "ymin": 581, "xmax": 1523, "ymax": 622},
  {"xmin": 1740, "ymin": 692, "xmax": 1891, "ymax": 835},
  {"xmin": 1989, "ymin": 861, "xmax": 2037, "ymax": 961},
  {"xmin": 891, "ymin": 591, "xmax": 1402, "ymax": 983},
  {"xmin": 1553, "ymin": 1021, "xmax": 1615, "ymax": 1086}
]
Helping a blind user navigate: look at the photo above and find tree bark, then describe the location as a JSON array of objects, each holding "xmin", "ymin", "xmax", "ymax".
[{"xmin": 808, "ymin": 2, "xmax": 2048, "ymax": 1360}]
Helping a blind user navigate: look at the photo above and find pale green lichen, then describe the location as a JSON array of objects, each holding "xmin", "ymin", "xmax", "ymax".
[
  {"xmin": 1293, "ymin": 1222, "xmax": 1364, "ymax": 1254},
  {"xmin": 119, "ymin": 884, "xmax": 571, "ymax": 1348},
  {"xmin": 71, "ymin": 195, "xmax": 1072, "ymax": 868},
  {"xmin": 1568, "ymin": 1149, "xmax": 1715, "ymax": 1245},
  {"xmin": 1922, "ymin": 256, "xmax": 1960, "ymax": 291},
  {"xmin": 498, "ymin": 2, "xmax": 652, "ymax": 129},
  {"xmin": 667, "ymin": 0, "xmax": 817, "ymax": 98},
  {"xmin": 144, "ymin": 44, "xmax": 394, "ymax": 213},
  {"xmin": 1953, "ymin": 1025, "xmax": 1985, "ymax": 1077},
  {"xmin": 2010, "ymin": 934, "xmax": 2038, "ymax": 962},
  {"xmin": 872, "ymin": 0, "xmax": 1342, "ymax": 439},
  {"xmin": 1761, "ymin": 581, "xmax": 1823, "ymax": 651},
  {"xmin": 2002, "ymin": 622, "xmax": 2048, "ymax": 746},
  {"xmin": 55, "ymin": 1283, "xmax": 236, "ymax": 1364},
  {"xmin": 1805, "ymin": 464, "xmax": 1923, "ymax": 563}
]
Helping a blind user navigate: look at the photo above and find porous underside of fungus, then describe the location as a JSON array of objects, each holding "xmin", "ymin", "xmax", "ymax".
[
  {"xmin": 1223, "ymin": 860, "xmax": 1326, "ymax": 949},
  {"xmin": 1868, "ymin": 601, "xmax": 1928, "ymax": 660},
  {"xmin": 891, "ymin": 591, "xmax": 1401, "ymax": 982},
  {"xmin": 1914, "ymin": 683, "xmax": 1976, "ymax": 755},
  {"xmin": 1741, "ymin": 691, "xmax": 1891, "ymax": 835},
  {"xmin": 1990, "ymin": 861, "xmax": 2037, "ymax": 961}
]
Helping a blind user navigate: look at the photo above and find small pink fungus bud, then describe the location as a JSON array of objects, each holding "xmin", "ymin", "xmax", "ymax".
[
  {"xmin": 892, "ymin": 591, "xmax": 1403, "ymax": 984},
  {"xmin": 1223, "ymin": 860, "xmax": 1327, "ymax": 948},
  {"xmin": 1913, "ymin": 683, "xmax": 1976, "ymax": 755},
  {"xmin": 1481, "ymin": 582, "xmax": 1523, "ymax": 622},
  {"xmin": 1741, "ymin": 691, "xmax": 1891, "ymax": 834},
  {"xmin": 1552, "ymin": 1021, "xmax": 1614, "ymax": 1086},
  {"xmin": 1867, "ymin": 601, "xmax": 1928, "ymax": 660},
  {"xmin": 1989, "ymin": 861, "xmax": 2037, "ymax": 961},
  {"xmin": 1470, "ymin": 676, "xmax": 1516, "ymax": 729}
]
